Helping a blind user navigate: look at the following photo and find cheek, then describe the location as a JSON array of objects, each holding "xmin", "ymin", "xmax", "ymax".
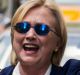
[
  {"xmin": 13, "ymin": 31, "xmax": 24, "ymax": 43},
  {"xmin": 12, "ymin": 32, "xmax": 24, "ymax": 51},
  {"xmin": 38, "ymin": 35, "xmax": 58, "ymax": 61},
  {"xmin": 38, "ymin": 34, "xmax": 58, "ymax": 58},
  {"xmin": 40, "ymin": 35, "xmax": 57, "ymax": 50}
]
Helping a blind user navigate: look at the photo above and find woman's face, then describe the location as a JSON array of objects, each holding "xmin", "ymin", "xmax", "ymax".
[{"xmin": 13, "ymin": 6, "xmax": 59, "ymax": 66}]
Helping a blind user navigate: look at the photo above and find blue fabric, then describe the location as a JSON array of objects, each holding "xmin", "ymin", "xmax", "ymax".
[
  {"xmin": 0, "ymin": 59, "xmax": 80, "ymax": 75},
  {"xmin": 63, "ymin": 59, "xmax": 80, "ymax": 75},
  {"xmin": 0, "ymin": 66, "xmax": 15, "ymax": 75}
]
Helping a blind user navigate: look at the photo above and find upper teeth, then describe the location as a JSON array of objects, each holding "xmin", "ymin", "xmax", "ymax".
[{"xmin": 25, "ymin": 45, "xmax": 37, "ymax": 48}]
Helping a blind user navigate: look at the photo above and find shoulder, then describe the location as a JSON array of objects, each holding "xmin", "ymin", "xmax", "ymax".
[
  {"xmin": 50, "ymin": 64, "xmax": 62, "ymax": 75},
  {"xmin": 62, "ymin": 59, "xmax": 80, "ymax": 75},
  {"xmin": 51, "ymin": 59, "xmax": 80, "ymax": 75},
  {"xmin": 0, "ymin": 65, "xmax": 15, "ymax": 75}
]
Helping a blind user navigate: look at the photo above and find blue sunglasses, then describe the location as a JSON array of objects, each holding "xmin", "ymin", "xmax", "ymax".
[{"xmin": 13, "ymin": 21, "xmax": 57, "ymax": 36}]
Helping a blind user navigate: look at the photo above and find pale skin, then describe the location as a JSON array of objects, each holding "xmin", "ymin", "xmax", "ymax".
[{"xmin": 12, "ymin": 6, "xmax": 60, "ymax": 75}]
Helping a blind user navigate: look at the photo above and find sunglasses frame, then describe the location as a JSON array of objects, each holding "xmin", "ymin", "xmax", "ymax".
[{"xmin": 12, "ymin": 21, "xmax": 58, "ymax": 37}]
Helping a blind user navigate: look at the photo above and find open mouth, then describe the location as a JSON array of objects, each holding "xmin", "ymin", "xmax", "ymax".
[{"xmin": 23, "ymin": 43, "xmax": 39, "ymax": 52}]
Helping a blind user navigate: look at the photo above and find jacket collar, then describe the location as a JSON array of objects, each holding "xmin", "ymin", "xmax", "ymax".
[{"xmin": 0, "ymin": 64, "xmax": 62, "ymax": 75}]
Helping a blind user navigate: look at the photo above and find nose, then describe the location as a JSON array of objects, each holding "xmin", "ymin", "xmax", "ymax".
[{"xmin": 25, "ymin": 28, "xmax": 37, "ymax": 41}]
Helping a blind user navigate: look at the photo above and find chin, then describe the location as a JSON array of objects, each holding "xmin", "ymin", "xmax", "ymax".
[{"xmin": 20, "ymin": 56, "xmax": 39, "ymax": 65}]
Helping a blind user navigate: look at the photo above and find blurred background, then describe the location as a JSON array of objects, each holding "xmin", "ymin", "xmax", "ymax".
[{"xmin": 0, "ymin": 0, "xmax": 80, "ymax": 69}]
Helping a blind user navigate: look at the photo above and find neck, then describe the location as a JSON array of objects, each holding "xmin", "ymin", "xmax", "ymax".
[{"xmin": 19, "ymin": 62, "xmax": 51, "ymax": 75}]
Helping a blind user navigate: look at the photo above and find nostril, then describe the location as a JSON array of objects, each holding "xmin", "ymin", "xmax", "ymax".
[{"xmin": 26, "ymin": 35, "xmax": 36, "ymax": 41}]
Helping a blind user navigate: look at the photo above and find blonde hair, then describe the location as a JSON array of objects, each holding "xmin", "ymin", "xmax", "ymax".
[{"xmin": 11, "ymin": 0, "xmax": 67, "ymax": 66}]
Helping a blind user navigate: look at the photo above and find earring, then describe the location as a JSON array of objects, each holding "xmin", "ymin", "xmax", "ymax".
[{"xmin": 55, "ymin": 48, "xmax": 58, "ymax": 52}]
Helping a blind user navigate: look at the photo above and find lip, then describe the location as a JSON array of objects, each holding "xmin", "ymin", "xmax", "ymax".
[{"xmin": 23, "ymin": 43, "xmax": 39, "ymax": 52}]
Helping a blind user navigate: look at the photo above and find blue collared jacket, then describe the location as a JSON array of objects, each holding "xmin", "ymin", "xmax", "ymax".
[{"xmin": 0, "ymin": 59, "xmax": 80, "ymax": 75}]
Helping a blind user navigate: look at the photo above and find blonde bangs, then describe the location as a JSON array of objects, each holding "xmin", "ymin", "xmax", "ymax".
[{"xmin": 11, "ymin": 0, "xmax": 44, "ymax": 26}]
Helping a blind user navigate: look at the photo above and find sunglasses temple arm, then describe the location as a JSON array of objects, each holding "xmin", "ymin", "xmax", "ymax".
[{"xmin": 50, "ymin": 29, "xmax": 60, "ymax": 38}]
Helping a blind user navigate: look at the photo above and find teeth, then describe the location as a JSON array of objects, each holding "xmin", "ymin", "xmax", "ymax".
[
  {"xmin": 23, "ymin": 44, "xmax": 39, "ymax": 51},
  {"xmin": 25, "ymin": 45, "xmax": 37, "ymax": 48}
]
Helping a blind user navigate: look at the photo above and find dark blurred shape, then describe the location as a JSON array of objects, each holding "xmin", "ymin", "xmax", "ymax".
[
  {"xmin": 12, "ymin": 0, "xmax": 21, "ymax": 16},
  {"xmin": 0, "ymin": 0, "xmax": 8, "ymax": 13}
]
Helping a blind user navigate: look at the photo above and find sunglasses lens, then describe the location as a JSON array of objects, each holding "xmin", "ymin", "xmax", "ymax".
[
  {"xmin": 14, "ymin": 22, "xmax": 50, "ymax": 36},
  {"xmin": 15, "ymin": 22, "xmax": 30, "ymax": 33},
  {"xmin": 35, "ymin": 24, "xmax": 49, "ymax": 35}
]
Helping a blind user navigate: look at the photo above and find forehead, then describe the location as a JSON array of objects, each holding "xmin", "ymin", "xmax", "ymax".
[{"xmin": 24, "ymin": 6, "xmax": 57, "ymax": 27}]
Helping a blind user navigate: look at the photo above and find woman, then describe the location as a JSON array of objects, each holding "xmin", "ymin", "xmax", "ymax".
[{"xmin": 1, "ymin": 0, "xmax": 80, "ymax": 75}]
